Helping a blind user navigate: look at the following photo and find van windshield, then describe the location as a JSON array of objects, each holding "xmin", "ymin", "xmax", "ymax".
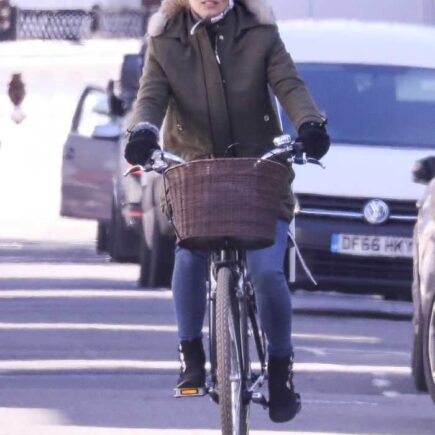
[{"xmin": 280, "ymin": 63, "xmax": 435, "ymax": 148}]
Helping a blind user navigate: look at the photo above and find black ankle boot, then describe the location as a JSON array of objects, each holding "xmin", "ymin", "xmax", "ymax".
[
  {"xmin": 268, "ymin": 354, "xmax": 301, "ymax": 423},
  {"xmin": 176, "ymin": 337, "xmax": 206, "ymax": 389}
]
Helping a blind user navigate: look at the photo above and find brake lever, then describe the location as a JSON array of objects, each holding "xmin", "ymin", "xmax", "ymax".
[
  {"xmin": 307, "ymin": 158, "xmax": 326, "ymax": 169},
  {"xmin": 123, "ymin": 164, "xmax": 144, "ymax": 177},
  {"xmin": 292, "ymin": 152, "xmax": 307, "ymax": 165},
  {"xmin": 151, "ymin": 153, "xmax": 169, "ymax": 173}
]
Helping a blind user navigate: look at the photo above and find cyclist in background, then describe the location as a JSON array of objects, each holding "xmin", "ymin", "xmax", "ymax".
[{"xmin": 125, "ymin": 0, "xmax": 330, "ymax": 423}]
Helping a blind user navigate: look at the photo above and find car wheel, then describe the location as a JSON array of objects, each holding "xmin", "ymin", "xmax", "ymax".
[
  {"xmin": 423, "ymin": 291, "xmax": 435, "ymax": 403},
  {"xmin": 138, "ymin": 216, "xmax": 174, "ymax": 289},
  {"xmin": 96, "ymin": 221, "xmax": 109, "ymax": 254},
  {"xmin": 412, "ymin": 305, "xmax": 428, "ymax": 391},
  {"xmin": 109, "ymin": 197, "xmax": 137, "ymax": 263},
  {"xmin": 139, "ymin": 175, "xmax": 174, "ymax": 288}
]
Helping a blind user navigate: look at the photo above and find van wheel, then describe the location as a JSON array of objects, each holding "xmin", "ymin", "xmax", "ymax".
[{"xmin": 423, "ymin": 292, "xmax": 435, "ymax": 403}]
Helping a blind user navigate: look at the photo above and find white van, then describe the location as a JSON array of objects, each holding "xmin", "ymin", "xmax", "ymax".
[
  {"xmin": 278, "ymin": 20, "xmax": 435, "ymax": 297},
  {"xmin": 269, "ymin": 0, "xmax": 435, "ymax": 26}
]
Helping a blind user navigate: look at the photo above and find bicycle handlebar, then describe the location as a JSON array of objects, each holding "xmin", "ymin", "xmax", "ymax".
[
  {"xmin": 124, "ymin": 135, "xmax": 325, "ymax": 177},
  {"xmin": 124, "ymin": 150, "xmax": 185, "ymax": 177}
]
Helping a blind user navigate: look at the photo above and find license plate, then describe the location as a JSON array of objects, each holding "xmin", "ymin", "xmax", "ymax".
[{"xmin": 331, "ymin": 234, "xmax": 413, "ymax": 258}]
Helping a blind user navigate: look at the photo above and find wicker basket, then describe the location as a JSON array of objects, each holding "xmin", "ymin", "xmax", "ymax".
[{"xmin": 164, "ymin": 158, "xmax": 289, "ymax": 250}]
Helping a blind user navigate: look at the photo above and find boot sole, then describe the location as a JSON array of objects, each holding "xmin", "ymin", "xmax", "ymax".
[{"xmin": 269, "ymin": 401, "xmax": 301, "ymax": 423}]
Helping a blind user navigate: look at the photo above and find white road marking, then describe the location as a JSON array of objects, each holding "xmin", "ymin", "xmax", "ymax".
[
  {"xmin": 0, "ymin": 242, "xmax": 23, "ymax": 249},
  {"xmin": 297, "ymin": 346, "xmax": 327, "ymax": 356},
  {"xmin": 305, "ymin": 399, "xmax": 378, "ymax": 406},
  {"xmin": 372, "ymin": 378, "xmax": 392, "ymax": 388},
  {"xmin": 0, "ymin": 290, "xmax": 172, "ymax": 300},
  {"xmin": 0, "ymin": 407, "xmax": 66, "ymax": 425},
  {"xmin": 0, "ymin": 323, "xmax": 385, "ymax": 361},
  {"xmin": 306, "ymin": 346, "xmax": 407, "ymax": 357},
  {"xmin": 0, "ymin": 264, "xmax": 138, "ymax": 278},
  {"xmin": 0, "ymin": 427, "xmax": 375, "ymax": 435},
  {"xmin": 0, "ymin": 324, "xmax": 390, "ymax": 361},
  {"xmin": 0, "ymin": 360, "xmax": 411, "ymax": 375},
  {"xmin": 382, "ymin": 391, "xmax": 401, "ymax": 398},
  {"xmin": 0, "ymin": 323, "xmax": 178, "ymax": 332},
  {"xmin": 0, "ymin": 264, "xmax": 139, "ymax": 280},
  {"xmin": 292, "ymin": 333, "xmax": 381, "ymax": 344}
]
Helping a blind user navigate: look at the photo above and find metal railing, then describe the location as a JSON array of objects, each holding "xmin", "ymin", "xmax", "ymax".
[
  {"xmin": 16, "ymin": 9, "xmax": 92, "ymax": 40},
  {"xmin": 0, "ymin": 6, "xmax": 156, "ymax": 41}
]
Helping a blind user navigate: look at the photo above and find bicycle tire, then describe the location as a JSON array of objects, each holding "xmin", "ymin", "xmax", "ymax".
[
  {"xmin": 216, "ymin": 266, "xmax": 249, "ymax": 435},
  {"xmin": 423, "ymin": 291, "xmax": 435, "ymax": 403}
]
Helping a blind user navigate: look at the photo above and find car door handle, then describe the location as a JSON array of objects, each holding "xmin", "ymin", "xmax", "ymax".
[{"xmin": 65, "ymin": 148, "xmax": 75, "ymax": 160}]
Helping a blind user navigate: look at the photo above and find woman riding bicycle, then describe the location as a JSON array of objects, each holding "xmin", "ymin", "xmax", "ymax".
[{"xmin": 125, "ymin": 0, "xmax": 330, "ymax": 424}]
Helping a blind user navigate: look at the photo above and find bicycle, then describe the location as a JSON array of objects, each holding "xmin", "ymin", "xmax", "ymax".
[{"xmin": 125, "ymin": 135, "xmax": 323, "ymax": 435}]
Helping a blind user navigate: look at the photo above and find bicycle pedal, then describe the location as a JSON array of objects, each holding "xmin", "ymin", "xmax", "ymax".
[{"xmin": 173, "ymin": 387, "xmax": 207, "ymax": 398}]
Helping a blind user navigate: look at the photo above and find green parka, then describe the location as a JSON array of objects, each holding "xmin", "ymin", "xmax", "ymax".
[{"xmin": 130, "ymin": 0, "xmax": 324, "ymax": 220}]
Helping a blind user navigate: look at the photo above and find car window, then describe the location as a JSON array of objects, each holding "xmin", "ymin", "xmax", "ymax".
[
  {"xmin": 77, "ymin": 90, "xmax": 112, "ymax": 138},
  {"xmin": 281, "ymin": 63, "xmax": 435, "ymax": 148}
]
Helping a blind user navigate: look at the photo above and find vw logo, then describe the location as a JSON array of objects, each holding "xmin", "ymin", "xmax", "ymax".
[{"xmin": 363, "ymin": 199, "xmax": 390, "ymax": 224}]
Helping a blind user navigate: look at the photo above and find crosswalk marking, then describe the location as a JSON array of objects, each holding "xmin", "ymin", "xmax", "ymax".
[
  {"xmin": 0, "ymin": 323, "xmax": 178, "ymax": 332},
  {"xmin": 0, "ymin": 290, "xmax": 172, "ymax": 299},
  {"xmin": 0, "ymin": 264, "xmax": 138, "ymax": 279},
  {"xmin": 0, "ymin": 323, "xmax": 380, "ymax": 344},
  {"xmin": 0, "ymin": 359, "xmax": 411, "ymax": 375},
  {"xmin": 0, "ymin": 426, "xmax": 374, "ymax": 435},
  {"xmin": 0, "ymin": 321, "xmax": 383, "ymax": 346}
]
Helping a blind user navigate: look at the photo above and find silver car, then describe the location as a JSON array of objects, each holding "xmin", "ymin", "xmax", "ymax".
[
  {"xmin": 60, "ymin": 53, "xmax": 175, "ymax": 288},
  {"xmin": 411, "ymin": 156, "xmax": 435, "ymax": 404}
]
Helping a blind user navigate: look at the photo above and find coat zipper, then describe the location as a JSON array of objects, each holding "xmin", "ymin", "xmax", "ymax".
[{"xmin": 214, "ymin": 35, "xmax": 221, "ymax": 64}]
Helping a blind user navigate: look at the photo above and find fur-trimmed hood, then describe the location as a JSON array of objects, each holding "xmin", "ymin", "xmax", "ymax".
[{"xmin": 148, "ymin": 0, "xmax": 275, "ymax": 37}]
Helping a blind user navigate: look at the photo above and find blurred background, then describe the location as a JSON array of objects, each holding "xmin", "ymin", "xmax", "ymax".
[
  {"xmin": 0, "ymin": 1, "xmax": 434, "ymax": 434},
  {"xmin": 0, "ymin": 0, "xmax": 158, "ymax": 240},
  {"xmin": 0, "ymin": 1, "xmax": 433, "ymax": 239}
]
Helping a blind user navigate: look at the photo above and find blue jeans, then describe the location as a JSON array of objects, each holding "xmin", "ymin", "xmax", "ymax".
[{"xmin": 171, "ymin": 219, "xmax": 293, "ymax": 357}]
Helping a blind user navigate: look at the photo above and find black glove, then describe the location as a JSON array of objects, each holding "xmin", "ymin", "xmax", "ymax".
[
  {"xmin": 124, "ymin": 128, "xmax": 160, "ymax": 166},
  {"xmin": 412, "ymin": 156, "xmax": 435, "ymax": 184},
  {"xmin": 296, "ymin": 121, "xmax": 330, "ymax": 160}
]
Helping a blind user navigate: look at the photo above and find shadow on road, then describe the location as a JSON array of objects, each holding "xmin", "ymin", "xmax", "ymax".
[{"xmin": 0, "ymin": 278, "xmax": 139, "ymax": 291}]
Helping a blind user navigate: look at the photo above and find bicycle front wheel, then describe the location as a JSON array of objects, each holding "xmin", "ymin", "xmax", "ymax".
[{"xmin": 216, "ymin": 266, "xmax": 249, "ymax": 435}]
